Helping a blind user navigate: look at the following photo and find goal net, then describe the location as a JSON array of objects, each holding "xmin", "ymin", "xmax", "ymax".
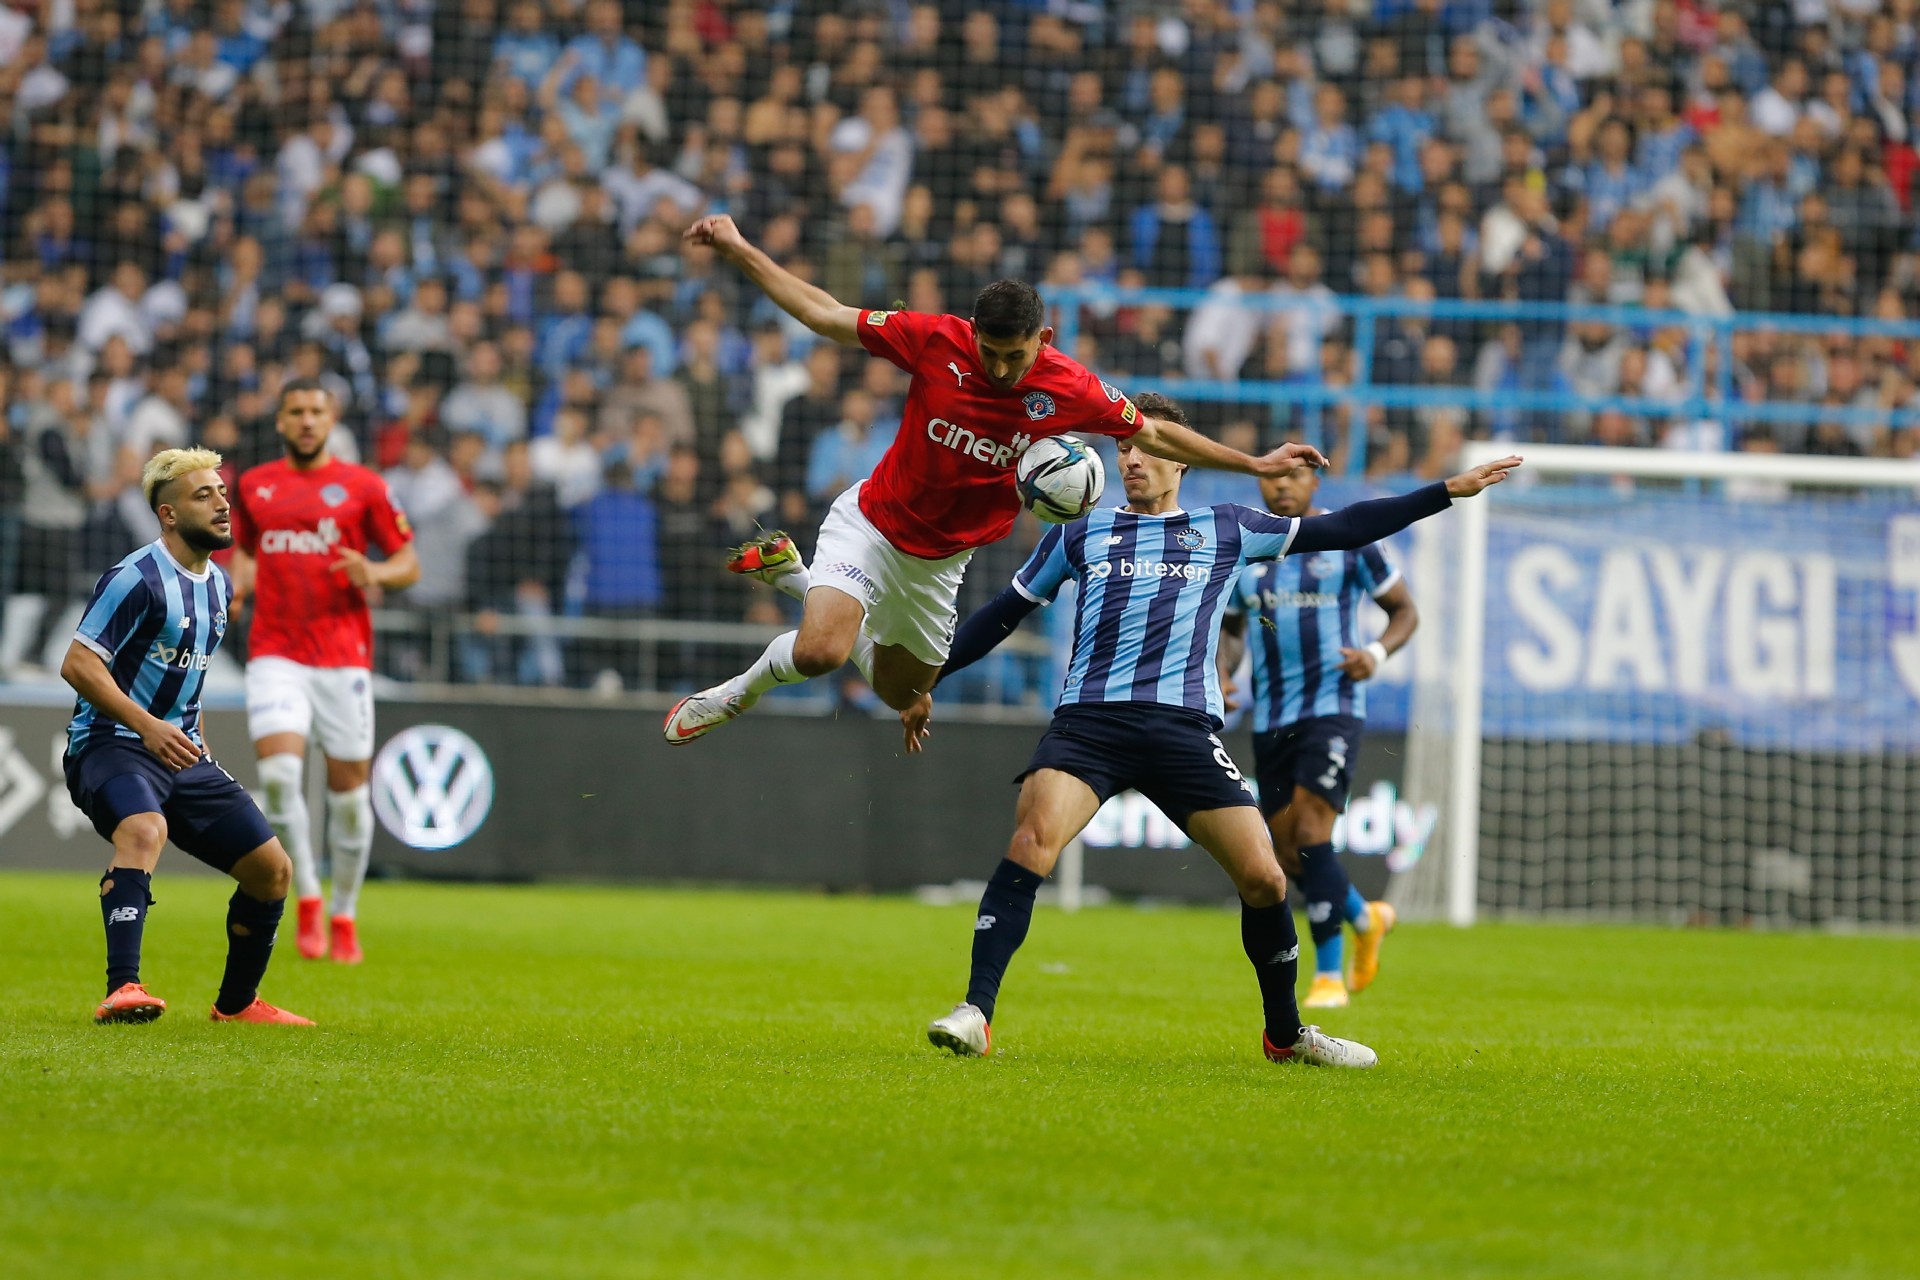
[{"xmin": 1398, "ymin": 443, "xmax": 1920, "ymax": 929}]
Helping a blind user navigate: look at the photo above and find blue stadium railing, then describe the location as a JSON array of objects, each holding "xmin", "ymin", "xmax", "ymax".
[{"xmin": 1046, "ymin": 288, "xmax": 1920, "ymax": 476}]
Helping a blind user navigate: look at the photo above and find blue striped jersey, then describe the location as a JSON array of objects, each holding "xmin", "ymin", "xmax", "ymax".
[
  {"xmin": 1229, "ymin": 536, "xmax": 1399, "ymax": 731},
  {"xmin": 66, "ymin": 540, "xmax": 233, "ymax": 756},
  {"xmin": 1014, "ymin": 504, "xmax": 1299, "ymax": 727}
]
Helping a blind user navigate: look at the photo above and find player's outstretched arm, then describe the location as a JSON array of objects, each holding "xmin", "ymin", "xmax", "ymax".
[
  {"xmin": 60, "ymin": 642, "xmax": 201, "ymax": 770},
  {"xmin": 1126, "ymin": 415, "xmax": 1328, "ymax": 478},
  {"xmin": 683, "ymin": 214, "xmax": 862, "ymax": 347},
  {"xmin": 1289, "ymin": 456, "xmax": 1522, "ymax": 555},
  {"xmin": 900, "ymin": 585, "xmax": 1042, "ymax": 754}
]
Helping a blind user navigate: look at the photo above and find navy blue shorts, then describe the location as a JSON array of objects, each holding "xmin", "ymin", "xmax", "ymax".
[
  {"xmin": 1253, "ymin": 714, "xmax": 1364, "ymax": 816},
  {"xmin": 1018, "ymin": 703, "xmax": 1256, "ymax": 831},
  {"xmin": 64, "ymin": 741, "xmax": 274, "ymax": 874}
]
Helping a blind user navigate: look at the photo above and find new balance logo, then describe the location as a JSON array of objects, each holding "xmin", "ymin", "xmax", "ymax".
[
  {"xmin": 974, "ymin": 914, "xmax": 997, "ymax": 930},
  {"xmin": 108, "ymin": 906, "xmax": 140, "ymax": 924},
  {"xmin": 1271, "ymin": 945, "xmax": 1300, "ymax": 964},
  {"xmin": 254, "ymin": 485, "xmax": 276, "ymax": 502},
  {"xmin": 1106, "ymin": 535, "xmax": 1124, "ymax": 545},
  {"xmin": 1307, "ymin": 901, "xmax": 1335, "ymax": 924},
  {"xmin": 948, "ymin": 362, "xmax": 972, "ymax": 386}
]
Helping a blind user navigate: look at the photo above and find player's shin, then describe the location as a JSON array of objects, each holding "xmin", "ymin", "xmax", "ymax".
[
  {"xmin": 258, "ymin": 754, "xmax": 320, "ymax": 900},
  {"xmin": 965, "ymin": 859, "xmax": 1046, "ymax": 1022},
  {"xmin": 726, "ymin": 630, "xmax": 807, "ymax": 701},
  {"xmin": 214, "ymin": 887, "xmax": 286, "ymax": 1016},
  {"xmin": 1298, "ymin": 842, "xmax": 1349, "ymax": 976},
  {"xmin": 1240, "ymin": 899, "xmax": 1304, "ymax": 1045},
  {"xmin": 325, "ymin": 785, "xmax": 373, "ymax": 919},
  {"xmin": 99, "ymin": 867, "xmax": 153, "ymax": 996}
]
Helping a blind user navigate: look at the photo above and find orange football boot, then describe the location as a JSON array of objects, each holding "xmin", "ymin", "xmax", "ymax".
[
  {"xmin": 329, "ymin": 915, "xmax": 363, "ymax": 965},
  {"xmin": 295, "ymin": 896, "xmax": 327, "ymax": 959},
  {"xmin": 1348, "ymin": 901, "xmax": 1398, "ymax": 994},
  {"xmin": 209, "ymin": 998, "xmax": 314, "ymax": 1025},
  {"xmin": 94, "ymin": 982, "xmax": 166, "ymax": 1024}
]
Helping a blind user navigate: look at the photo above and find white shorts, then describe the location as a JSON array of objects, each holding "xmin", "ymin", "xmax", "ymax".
[
  {"xmin": 245, "ymin": 657, "xmax": 377, "ymax": 761},
  {"xmin": 810, "ymin": 482, "xmax": 972, "ymax": 665}
]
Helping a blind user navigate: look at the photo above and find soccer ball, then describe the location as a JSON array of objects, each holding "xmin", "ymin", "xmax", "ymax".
[{"xmin": 1016, "ymin": 435, "xmax": 1105, "ymax": 524}]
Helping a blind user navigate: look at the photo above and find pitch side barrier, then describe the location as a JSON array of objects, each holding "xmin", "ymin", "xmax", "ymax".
[
  {"xmin": 0, "ymin": 693, "xmax": 1410, "ymax": 903},
  {"xmin": 1044, "ymin": 287, "xmax": 1920, "ymax": 475}
]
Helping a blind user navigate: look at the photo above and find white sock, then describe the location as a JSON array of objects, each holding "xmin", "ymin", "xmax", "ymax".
[
  {"xmin": 850, "ymin": 629, "xmax": 876, "ymax": 683},
  {"xmin": 730, "ymin": 630, "xmax": 807, "ymax": 700},
  {"xmin": 770, "ymin": 563, "xmax": 812, "ymax": 602},
  {"xmin": 257, "ymin": 753, "xmax": 320, "ymax": 900},
  {"xmin": 325, "ymin": 785, "xmax": 374, "ymax": 919}
]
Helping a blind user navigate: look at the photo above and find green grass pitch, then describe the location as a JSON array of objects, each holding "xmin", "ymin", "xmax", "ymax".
[{"xmin": 2, "ymin": 871, "xmax": 1916, "ymax": 1280}]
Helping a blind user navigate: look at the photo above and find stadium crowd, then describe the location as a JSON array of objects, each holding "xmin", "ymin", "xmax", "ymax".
[{"xmin": 2, "ymin": 0, "xmax": 1918, "ymax": 686}]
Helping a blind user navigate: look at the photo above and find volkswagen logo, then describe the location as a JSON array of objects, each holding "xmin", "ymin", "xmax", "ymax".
[{"xmin": 370, "ymin": 725, "xmax": 494, "ymax": 851}]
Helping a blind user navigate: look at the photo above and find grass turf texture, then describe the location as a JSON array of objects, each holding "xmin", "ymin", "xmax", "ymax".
[{"xmin": 2, "ymin": 873, "xmax": 1916, "ymax": 1280}]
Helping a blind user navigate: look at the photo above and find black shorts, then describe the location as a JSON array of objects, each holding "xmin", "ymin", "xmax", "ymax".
[
  {"xmin": 1253, "ymin": 714, "xmax": 1364, "ymax": 816},
  {"xmin": 1018, "ymin": 703, "xmax": 1256, "ymax": 831},
  {"xmin": 64, "ymin": 740, "xmax": 275, "ymax": 874}
]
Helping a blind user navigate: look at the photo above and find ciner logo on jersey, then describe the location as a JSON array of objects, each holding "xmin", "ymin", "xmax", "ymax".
[
  {"xmin": 925, "ymin": 418, "xmax": 1034, "ymax": 468},
  {"xmin": 259, "ymin": 516, "xmax": 342, "ymax": 555}
]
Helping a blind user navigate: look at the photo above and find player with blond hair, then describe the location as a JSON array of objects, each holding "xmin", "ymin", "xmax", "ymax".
[{"xmin": 61, "ymin": 448, "xmax": 312, "ymax": 1026}]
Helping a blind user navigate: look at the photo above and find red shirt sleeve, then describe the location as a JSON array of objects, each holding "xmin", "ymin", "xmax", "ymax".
[
  {"xmin": 1068, "ymin": 366, "xmax": 1142, "ymax": 439},
  {"xmin": 362, "ymin": 472, "xmax": 413, "ymax": 555},
  {"xmin": 230, "ymin": 471, "xmax": 258, "ymax": 554},
  {"xmin": 856, "ymin": 309, "xmax": 941, "ymax": 373}
]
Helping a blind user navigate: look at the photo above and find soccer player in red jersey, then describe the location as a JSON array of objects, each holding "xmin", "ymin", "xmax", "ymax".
[
  {"xmin": 664, "ymin": 214, "xmax": 1328, "ymax": 743},
  {"xmin": 229, "ymin": 380, "xmax": 420, "ymax": 963}
]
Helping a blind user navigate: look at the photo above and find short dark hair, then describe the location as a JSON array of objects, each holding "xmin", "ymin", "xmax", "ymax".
[
  {"xmin": 1131, "ymin": 390, "xmax": 1188, "ymax": 427},
  {"xmin": 277, "ymin": 376, "xmax": 332, "ymax": 412},
  {"xmin": 971, "ymin": 279, "xmax": 1045, "ymax": 340}
]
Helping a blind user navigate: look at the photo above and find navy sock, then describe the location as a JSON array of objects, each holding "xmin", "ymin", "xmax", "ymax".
[
  {"xmin": 1240, "ymin": 898, "xmax": 1303, "ymax": 1045},
  {"xmin": 1297, "ymin": 842, "xmax": 1350, "ymax": 975},
  {"xmin": 965, "ymin": 859, "xmax": 1045, "ymax": 1023},
  {"xmin": 215, "ymin": 890, "xmax": 285, "ymax": 1016},
  {"xmin": 100, "ymin": 868, "xmax": 154, "ymax": 996}
]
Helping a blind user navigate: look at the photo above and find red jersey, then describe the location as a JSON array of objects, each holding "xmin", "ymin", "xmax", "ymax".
[
  {"xmin": 855, "ymin": 309, "xmax": 1141, "ymax": 559},
  {"xmin": 231, "ymin": 457, "xmax": 413, "ymax": 668}
]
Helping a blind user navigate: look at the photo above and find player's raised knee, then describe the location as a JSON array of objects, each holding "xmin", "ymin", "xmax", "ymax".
[
  {"xmin": 1005, "ymin": 822, "xmax": 1062, "ymax": 876},
  {"xmin": 790, "ymin": 632, "xmax": 854, "ymax": 677},
  {"xmin": 113, "ymin": 812, "xmax": 168, "ymax": 858},
  {"xmin": 1237, "ymin": 864, "xmax": 1289, "ymax": 909},
  {"xmin": 235, "ymin": 842, "xmax": 294, "ymax": 900}
]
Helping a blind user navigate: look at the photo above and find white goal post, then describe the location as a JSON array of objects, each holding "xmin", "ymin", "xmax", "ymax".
[{"xmin": 1398, "ymin": 442, "xmax": 1920, "ymax": 928}]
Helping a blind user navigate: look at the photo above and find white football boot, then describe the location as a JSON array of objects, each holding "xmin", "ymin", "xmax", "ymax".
[
  {"xmin": 1263, "ymin": 1024, "xmax": 1377, "ymax": 1068},
  {"xmin": 662, "ymin": 685, "xmax": 753, "ymax": 745},
  {"xmin": 927, "ymin": 1002, "xmax": 992, "ymax": 1057}
]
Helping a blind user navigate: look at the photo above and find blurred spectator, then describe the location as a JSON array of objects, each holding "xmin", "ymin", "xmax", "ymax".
[
  {"xmin": 529, "ymin": 406, "xmax": 603, "ymax": 508},
  {"xmin": 807, "ymin": 390, "xmax": 892, "ymax": 507},
  {"xmin": 576, "ymin": 460, "xmax": 661, "ymax": 688},
  {"xmin": 0, "ymin": 0, "xmax": 1914, "ymax": 696}
]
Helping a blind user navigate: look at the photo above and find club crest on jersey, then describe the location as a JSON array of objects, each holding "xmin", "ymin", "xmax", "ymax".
[
  {"xmin": 321, "ymin": 484, "xmax": 349, "ymax": 508},
  {"xmin": 1100, "ymin": 381, "xmax": 1122, "ymax": 403},
  {"xmin": 1176, "ymin": 527, "xmax": 1206, "ymax": 551},
  {"xmin": 213, "ymin": 610, "xmax": 227, "ymax": 637},
  {"xmin": 1022, "ymin": 391, "xmax": 1057, "ymax": 421}
]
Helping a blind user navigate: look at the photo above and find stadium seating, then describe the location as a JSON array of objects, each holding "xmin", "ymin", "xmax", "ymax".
[{"xmin": 2, "ymin": 0, "xmax": 1918, "ymax": 693}]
